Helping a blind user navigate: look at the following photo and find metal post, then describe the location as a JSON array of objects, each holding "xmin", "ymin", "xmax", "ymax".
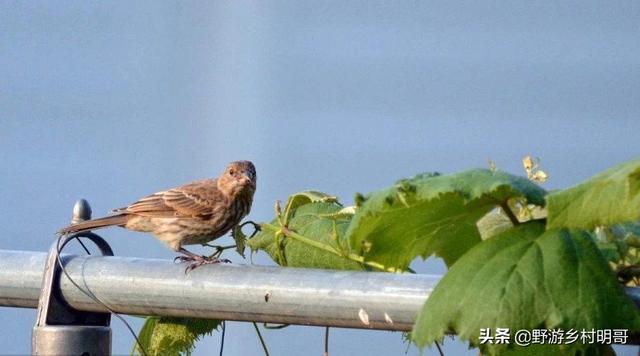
[{"xmin": 32, "ymin": 200, "xmax": 114, "ymax": 356}]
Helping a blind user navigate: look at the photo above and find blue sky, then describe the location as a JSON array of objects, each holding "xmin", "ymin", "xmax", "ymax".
[{"xmin": 1, "ymin": 1, "xmax": 639, "ymax": 355}]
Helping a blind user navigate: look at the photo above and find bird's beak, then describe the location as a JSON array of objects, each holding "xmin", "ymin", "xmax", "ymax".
[{"xmin": 241, "ymin": 173, "xmax": 254, "ymax": 187}]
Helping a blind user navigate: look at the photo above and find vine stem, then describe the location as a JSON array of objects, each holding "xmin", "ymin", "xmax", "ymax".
[
  {"xmin": 324, "ymin": 327, "xmax": 330, "ymax": 356},
  {"xmin": 434, "ymin": 340, "xmax": 444, "ymax": 356},
  {"xmin": 263, "ymin": 323, "xmax": 289, "ymax": 329},
  {"xmin": 203, "ymin": 244, "xmax": 237, "ymax": 258},
  {"xmin": 499, "ymin": 202, "xmax": 520, "ymax": 226},
  {"xmin": 218, "ymin": 321, "xmax": 225, "ymax": 356},
  {"xmin": 253, "ymin": 322, "xmax": 270, "ymax": 356},
  {"xmin": 260, "ymin": 223, "xmax": 401, "ymax": 273}
]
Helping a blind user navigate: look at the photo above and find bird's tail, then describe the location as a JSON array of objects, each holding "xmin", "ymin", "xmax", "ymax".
[{"xmin": 57, "ymin": 214, "xmax": 129, "ymax": 235}]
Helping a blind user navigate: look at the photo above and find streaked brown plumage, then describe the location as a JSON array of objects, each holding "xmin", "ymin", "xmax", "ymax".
[{"xmin": 58, "ymin": 161, "xmax": 256, "ymax": 268}]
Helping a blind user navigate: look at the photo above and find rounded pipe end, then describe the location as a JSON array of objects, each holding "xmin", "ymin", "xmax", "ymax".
[{"xmin": 71, "ymin": 199, "xmax": 92, "ymax": 224}]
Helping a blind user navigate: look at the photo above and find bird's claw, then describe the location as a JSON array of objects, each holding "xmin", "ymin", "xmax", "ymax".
[
  {"xmin": 174, "ymin": 255, "xmax": 192, "ymax": 263},
  {"xmin": 175, "ymin": 254, "xmax": 231, "ymax": 273}
]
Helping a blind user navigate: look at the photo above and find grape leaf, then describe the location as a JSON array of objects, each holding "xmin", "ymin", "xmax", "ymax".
[
  {"xmin": 248, "ymin": 201, "xmax": 363, "ymax": 270},
  {"xmin": 232, "ymin": 225, "xmax": 247, "ymax": 258},
  {"xmin": 547, "ymin": 159, "xmax": 640, "ymax": 230},
  {"xmin": 412, "ymin": 221, "xmax": 640, "ymax": 355},
  {"xmin": 345, "ymin": 169, "xmax": 546, "ymax": 269},
  {"xmin": 282, "ymin": 190, "xmax": 340, "ymax": 222},
  {"xmin": 133, "ymin": 317, "xmax": 221, "ymax": 356}
]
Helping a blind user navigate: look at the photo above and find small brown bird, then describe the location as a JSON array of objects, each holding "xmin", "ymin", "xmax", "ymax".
[{"xmin": 58, "ymin": 161, "xmax": 256, "ymax": 269}]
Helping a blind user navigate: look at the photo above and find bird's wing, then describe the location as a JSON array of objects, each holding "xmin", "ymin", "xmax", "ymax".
[{"xmin": 116, "ymin": 179, "xmax": 224, "ymax": 218}]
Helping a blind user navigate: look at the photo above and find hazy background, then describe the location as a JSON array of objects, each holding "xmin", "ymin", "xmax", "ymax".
[{"xmin": 1, "ymin": 1, "xmax": 639, "ymax": 355}]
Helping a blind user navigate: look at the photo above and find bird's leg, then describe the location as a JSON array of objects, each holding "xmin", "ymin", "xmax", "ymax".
[
  {"xmin": 173, "ymin": 247, "xmax": 201, "ymax": 262},
  {"xmin": 174, "ymin": 247, "xmax": 231, "ymax": 273}
]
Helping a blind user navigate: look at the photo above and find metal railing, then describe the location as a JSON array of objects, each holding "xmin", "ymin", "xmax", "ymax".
[
  {"xmin": 0, "ymin": 249, "xmax": 439, "ymax": 331},
  {"xmin": 4, "ymin": 248, "xmax": 640, "ymax": 329}
]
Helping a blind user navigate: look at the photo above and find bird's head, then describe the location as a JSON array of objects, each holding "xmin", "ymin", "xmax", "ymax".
[{"xmin": 218, "ymin": 160, "xmax": 257, "ymax": 197}]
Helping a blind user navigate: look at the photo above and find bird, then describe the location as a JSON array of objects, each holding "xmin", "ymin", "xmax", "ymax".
[{"xmin": 58, "ymin": 160, "xmax": 257, "ymax": 270}]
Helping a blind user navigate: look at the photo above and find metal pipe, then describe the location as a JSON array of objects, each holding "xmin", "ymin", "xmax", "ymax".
[{"xmin": 0, "ymin": 249, "xmax": 438, "ymax": 331}]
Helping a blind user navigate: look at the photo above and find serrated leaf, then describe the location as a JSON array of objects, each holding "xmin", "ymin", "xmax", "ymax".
[
  {"xmin": 547, "ymin": 159, "xmax": 640, "ymax": 230},
  {"xmin": 318, "ymin": 205, "xmax": 356, "ymax": 219},
  {"xmin": 283, "ymin": 191, "xmax": 340, "ymax": 223},
  {"xmin": 232, "ymin": 225, "xmax": 247, "ymax": 258},
  {"xmin": 345, "ymin": 169, "xmax": 546, "ymax": 269},
  {"xmin": 248, "ymin": 202, "xmax": 364, "ymax": 270},
  {"xmin": 412, "ymin": 222, "xmax": 640, "ymax": 354},
  {"xmin": 133, "ymin": 317, "xmax": 221, "ymax": 356}
]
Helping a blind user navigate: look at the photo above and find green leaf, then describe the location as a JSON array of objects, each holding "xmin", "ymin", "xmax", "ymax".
[
  {"xmin": 248, "ymin": 201, "xmax": 364, "ymax": 270},
  {"xmin": 133, "ymin": 317, "xmax": 221, "ymax": 356},
  {"xmin": 345, "ymin": 169, "xmax": 546, "ymax": 269},
  {"xmin": 547, "ymin": 159, "xmax": 640, "ymax": 230},
  {"xmin": 593, "ymin": 222, "xmax": 640, "ymax": 267},
  {"xmin": 611, "ymin": 222, "xmax": 640, "ymax": 248},
  {"xmin": 594, "ymin": 242, "xmax": 622, "ymax": 263},
  {"xmin": 133, "ymin": 317, "xmax": 158, "ymax": 356},
  {"xmin": 283, "ymin": 190, "xmax": 340, "ymax": 223},
  {"xmin": 232, "ymin": 225, "xmax": 247, "ymax": 258},
  {"xmin": 412, "ymin": 221, "xmax": 640, "ymax": 354}
]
